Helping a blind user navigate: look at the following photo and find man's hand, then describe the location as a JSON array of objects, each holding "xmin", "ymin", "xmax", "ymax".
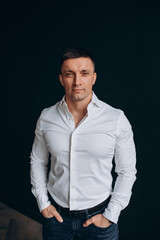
[
  {"xmin": 83, "ymin": 214, "xmax": 112, "ymax": 228},
  {"xmin": 41, "ymin": 204, "xmax": 63, "ymax": 223}
]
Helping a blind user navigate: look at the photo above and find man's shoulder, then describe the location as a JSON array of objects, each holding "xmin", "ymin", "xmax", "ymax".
[
  {"xmin": 98, "ymin": 99, "xmax": 122, "ymax": 117},
  {"xmin": 98, "ymin": 99, "xmax": 132, "ymax": 129},
  {"xmin": 39, "ymin": 101, "xmax": 61, "ymax": 118}
]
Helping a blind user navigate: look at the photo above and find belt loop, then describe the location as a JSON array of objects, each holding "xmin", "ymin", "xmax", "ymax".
[{"xmin": 85, "ymin": 209, "xmax": 89, "ymax": 219}]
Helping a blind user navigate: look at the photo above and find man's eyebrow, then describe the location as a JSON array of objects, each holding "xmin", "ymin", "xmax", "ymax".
[
  {"xmin": 63, "ymin": 70, "xmax": 74, "ymax": 73},
  {"xmin": 62, "ymin": 69, "xmax": 91, "ymax": 73},
  {"xmin": 81, "ymin": 69, "xmax": 91, "ymax": 72}
]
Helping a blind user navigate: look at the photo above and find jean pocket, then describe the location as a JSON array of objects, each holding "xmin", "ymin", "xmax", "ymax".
[
  {"xmin": 87, "ymin": 206, "xmax": 114, "ymax": 230},
  {"xmin": 43, "ymin": 215, "xmax": 54, "ymax": 218},
  {"xmin": 91, "ymin": 222, "xmax": 114, "ymax": 230},
  {"xmin": 43, "ymin": 215, "xmax": 56, "ymax": 221}
]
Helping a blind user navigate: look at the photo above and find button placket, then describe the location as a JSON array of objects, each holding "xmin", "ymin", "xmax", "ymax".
[
  {"xmin": 69, "ymin": 113, "xmax": 88, "ymax": 210},
  {"xmin": 69, "ymin": 132, "xmax": 77, "ymax": 209}
]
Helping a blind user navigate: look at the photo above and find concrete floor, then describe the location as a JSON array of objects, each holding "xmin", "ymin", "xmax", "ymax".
[{"xmin": 0, "ymin": 202, "xmax": 43, "ymax": 240}]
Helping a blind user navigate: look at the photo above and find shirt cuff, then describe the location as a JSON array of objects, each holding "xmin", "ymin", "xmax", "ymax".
[
  {"xmin": 102, "ymin": 202, "xmax": 122, "ymax": 224},
  {"xmin": 36, "ymin": 194, "xmax": 51, "ymax": 212}
]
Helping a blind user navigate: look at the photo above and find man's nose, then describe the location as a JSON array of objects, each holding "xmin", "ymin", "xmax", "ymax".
[{"xmin": 74, "ymin": 74, "xmax": 81, "ymax": 85}]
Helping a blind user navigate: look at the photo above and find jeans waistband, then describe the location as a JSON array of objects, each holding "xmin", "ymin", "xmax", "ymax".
[{"xmin": 48, "ymin": 194, "xmax": 110, "ymax": 217}]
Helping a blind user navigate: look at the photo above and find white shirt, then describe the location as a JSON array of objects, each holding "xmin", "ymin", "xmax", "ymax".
[{"xmin": 30, "ymin": 92, "xmax": 137, "ymax": 223}]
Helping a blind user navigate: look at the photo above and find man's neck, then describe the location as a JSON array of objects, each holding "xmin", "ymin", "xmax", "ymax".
[{"xmin": 65, "ymin": 93, "xmax": 92, "ymax": 116}]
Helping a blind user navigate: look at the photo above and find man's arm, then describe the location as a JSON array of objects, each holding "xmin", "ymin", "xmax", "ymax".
[
  {"xmin": 102, "ymin": 110, "xmax": 137, "ymax": 223},
  {"xmin": 30, "ymin": 117, "xmax": 51, "ymax": 212},
  {"xmin": 83, "ymin": 110, "xmax": 137, "ymax": 227},
  {"xmin": 30, "ymin": 115, "xmax": 64, "ymax": 222}
]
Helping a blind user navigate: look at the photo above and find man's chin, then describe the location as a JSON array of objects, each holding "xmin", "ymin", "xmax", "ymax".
[
  {"xmin": 71, "ymin": 93, "xmax": 86, "ymax": 101},
  {"xmin": 71, "ymin": 96, "xmax": 84, "ymax": 101}
]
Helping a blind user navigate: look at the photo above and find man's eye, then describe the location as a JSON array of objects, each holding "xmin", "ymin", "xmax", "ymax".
[
  {"xmin": 66, "ymin": 73, "xmax": 73, "ymax": 77},
  {"xmin": 82, "ymin": 72, "xmax": 88, "ymax": 76}
]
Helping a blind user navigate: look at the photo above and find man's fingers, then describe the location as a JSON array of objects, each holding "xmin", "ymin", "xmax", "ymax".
[
  {"xmin": 41, "ymin": 206, "xmax": 52, "ymax": 218},
  {"xmin": 51, "ymin": 208, "xmax": 63, "ymax": 223},
  {"xmin": 42, "ymin": 205, "xmax": 63, "ymax": 223},
  {"xmin": 83, "ymin": 217, "xmax": 94, "ymax": 227}
]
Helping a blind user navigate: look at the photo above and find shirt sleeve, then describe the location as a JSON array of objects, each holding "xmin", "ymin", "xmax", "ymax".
[
  {"xmin": 102, "ymin": 110, "xmax": 137, "ymax": 223},
  {"xmin": 30, "ymin": 113, "xmax": 51, "ymax": 212}
]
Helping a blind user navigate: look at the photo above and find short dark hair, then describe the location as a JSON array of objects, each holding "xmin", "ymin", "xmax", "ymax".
[{"xmin": 60, "ymin": 47, "xmax": 95, "ymax": 72}]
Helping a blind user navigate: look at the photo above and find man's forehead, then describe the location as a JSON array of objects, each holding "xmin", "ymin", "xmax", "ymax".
[{"xmin": 61, "ymin": 57, "xmax": 94, "ymax": 70}]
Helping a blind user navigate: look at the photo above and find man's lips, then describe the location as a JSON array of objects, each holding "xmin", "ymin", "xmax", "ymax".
[{"xmin": 72, "ymin": 89, "xmax": 84, "ymax": 91}]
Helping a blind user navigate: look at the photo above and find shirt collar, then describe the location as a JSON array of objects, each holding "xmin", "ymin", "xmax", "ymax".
[
  {"xmin": 91, "ymin": 92, "xmax": 101, "ymax": 108},
  {"xmin": 60, "ymin": 91, "xmax": 101, "ymax": 108}
]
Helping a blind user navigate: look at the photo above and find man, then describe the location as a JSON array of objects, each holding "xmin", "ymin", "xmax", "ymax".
[{"xmin": 30, "ymin": 48, "xmax": 137, "ymax": 240}]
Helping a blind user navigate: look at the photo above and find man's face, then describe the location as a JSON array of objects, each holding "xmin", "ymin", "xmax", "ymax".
[{"xmin": 59, "ymin": 57, "xmax": 97, "ymax": 102}]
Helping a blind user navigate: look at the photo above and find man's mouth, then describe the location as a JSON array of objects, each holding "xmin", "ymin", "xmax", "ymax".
[{"xmin": 72, "ymin": 88, "xmax": 84, "ymax": 91}]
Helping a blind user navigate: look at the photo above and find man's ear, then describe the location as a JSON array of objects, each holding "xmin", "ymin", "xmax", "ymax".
[
  {"xmin": 59, "ymin": 74, "xmax": 64, "ymax": 86},
  {"xmin": 93, "ymin": 72, "xmax": 97, "ymax": 85}
]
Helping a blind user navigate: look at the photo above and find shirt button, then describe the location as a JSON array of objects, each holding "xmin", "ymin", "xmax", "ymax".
[{"xmin": 71, "ymin": 186, "xmax": 74, "ymax": 189}]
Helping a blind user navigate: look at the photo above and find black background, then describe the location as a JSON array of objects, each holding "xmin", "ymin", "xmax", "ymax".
[{"xmin": 1, "ymin": 1, "xmax": 160, "ymax": 239}]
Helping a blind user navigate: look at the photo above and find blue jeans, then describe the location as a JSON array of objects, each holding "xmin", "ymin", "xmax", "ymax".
[{"xmin": 42, "ymin": 199, "xmax": 119, "ymax": 240}]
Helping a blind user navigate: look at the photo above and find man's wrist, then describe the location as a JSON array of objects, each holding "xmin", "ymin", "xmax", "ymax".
[{"xmin": 103, "ymin": 215, "xmax": 113, "ymax": 224}]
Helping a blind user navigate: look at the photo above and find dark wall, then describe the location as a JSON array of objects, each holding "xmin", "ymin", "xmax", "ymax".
[{"xmin": 1, "ymin": 1, "xmax": 160, "ymax": 239}]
